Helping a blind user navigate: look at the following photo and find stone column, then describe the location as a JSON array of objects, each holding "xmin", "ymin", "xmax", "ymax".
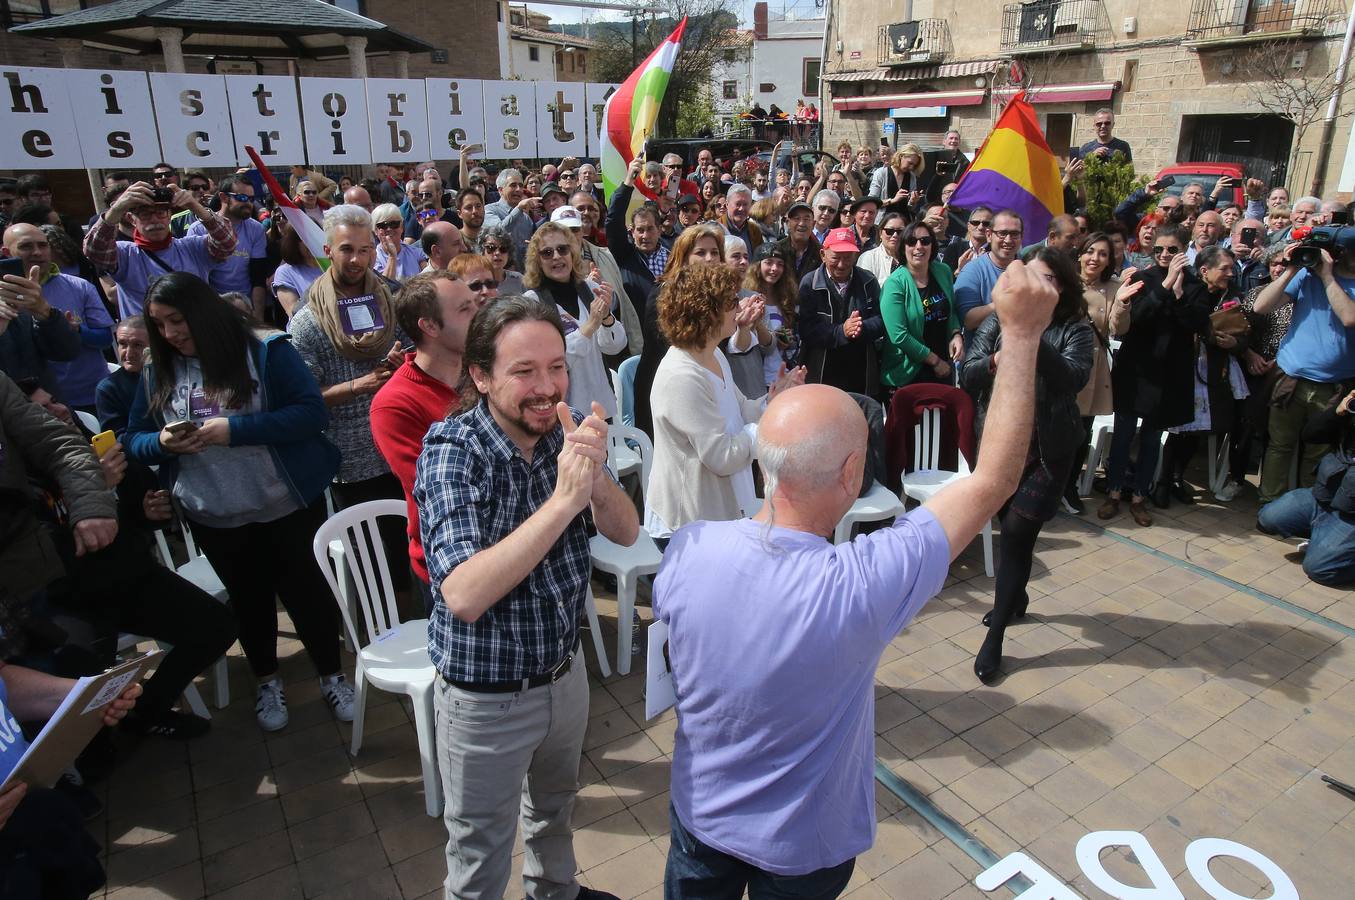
[
  {"xmin": 392, "ymin": 50, "xmax": 410, "ymax": 79},
  {"xmin": 155, "ymin": 26, "xmax": 186, "ymax": 73},
  {"xmin": 346, "ymin": 35, "xmax": 368, "ymax": 79}
]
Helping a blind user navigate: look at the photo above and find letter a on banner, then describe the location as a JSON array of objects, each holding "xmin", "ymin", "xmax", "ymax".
[
  {"xmin": 299, "ymin": 78, "xmax": 370, "ymax": 166},
  {"xmin": 225, "ymin": 75, "xmax": 304, "ymax": 166},
  {"xmin": 0, "ymin": 67, "xmax": 83, "ymax": 169},
  {"xmin": 365, "ymin": 78, "xmax": 430, "ymax": 163},
  {"xmin": 149, "ymin": 73, "xmax": 237, "ymax": 166},
  {"xmin": 65, "ymin": 70, "xmax": 162, "ymax": 168},
  {"xmin": 425, "ymin": 78, "xmax": 485, "ymax": 156},
  {"xmin": 481, "ymin": 80, "xmax": 536, "ymax": 159},
  {"xmin": 535, "ymin": 81, "xmax": 588, "ymax": 161}
]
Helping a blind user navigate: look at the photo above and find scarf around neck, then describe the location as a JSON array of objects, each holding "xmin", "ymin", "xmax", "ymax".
[
  {"xmin": 133, "ymin": 228, "xmax": 173, "ymax": 253},
  {"xmin": 308, "ymin": 267, "xmax": 398, "ymax": 362}
]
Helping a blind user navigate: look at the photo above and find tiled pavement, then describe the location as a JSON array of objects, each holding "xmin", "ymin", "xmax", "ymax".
[{"xmin": 93, "ymin": 468, "xmax": 1355, "ymax": 899}]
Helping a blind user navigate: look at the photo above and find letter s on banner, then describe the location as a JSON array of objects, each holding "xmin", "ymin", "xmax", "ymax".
[
  {"xmin": 65, "ymin": 69, "xmax": 163, "ymax": 168},
  {"xmin": 481, "ymin": 79, "xmax": 536, "ymax": 160},
  {"xmin": 148, "ymin": 72, "xmax": 237, "ymax": 166},
  {"xmin": 299, "ymin": 77, "xmax": 370, "ymax": 165},
  {"xmin": 1075, "ymin": 831, "xmax": 1182, "ymax": 900},
  {"xmin": 0, "ymin": 67, "xmax": 83, "ymax": 169}
]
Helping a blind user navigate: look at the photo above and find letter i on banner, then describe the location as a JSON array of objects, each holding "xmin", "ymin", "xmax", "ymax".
[
  {"xmin": 535, "ymin": 81, "xmax": 588, "ymax": 161},
  {"xmin": 0, "ymin": 67, "xmax": 83, "ymax": 169},
  {"xmin": 299, "ymin": 78, "xmax": 370, "ymax": 166},
  {"xmin": 225, "ymin": 75, "xmax": 304, "ymax": 166},
  {"xmin": 148, "ymin": 73, "xmax": 237, "ymax": 166},
  {"xmin": 425, "ymin": 78, "xmax": 485, "ymax": 157},
  {"xmin": 481, "ymin": 80, "xmax": 536, "ymax": 160},
  {"xmin": 365, "ymin": 78, "xmax": 431, "ymax": 163},
  {"xmin": 65, "ymin": 70, "xmax": 162, "ymax": 168},
  {"xmin": 585, "ymin": 82, "xmax": 619, "ymax": 159}
]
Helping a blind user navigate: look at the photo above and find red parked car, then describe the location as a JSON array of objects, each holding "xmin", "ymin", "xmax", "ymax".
[{"xmin": 1153, "ymin": 162, "xmax": 1247, "ymax": 207}]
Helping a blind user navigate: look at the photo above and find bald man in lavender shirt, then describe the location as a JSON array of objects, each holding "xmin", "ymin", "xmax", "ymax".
[{"xmin": 653, "ymin": 260, "xmax": 1059, "ymax": 898}]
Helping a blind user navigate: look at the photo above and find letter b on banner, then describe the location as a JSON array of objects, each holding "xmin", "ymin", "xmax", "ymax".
[
  {"xmin": 365, "ymin": 78, "xmax": 430, "ymax": 163},
  {"xmin": 0, "ymin": 67, "xmax": 83, "ymax": 169}
]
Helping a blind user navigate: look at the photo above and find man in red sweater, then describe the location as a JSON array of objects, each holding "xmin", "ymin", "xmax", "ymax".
[{"xmin": 371, "ymin": 269, "xmax": 480, "ymax": 612}]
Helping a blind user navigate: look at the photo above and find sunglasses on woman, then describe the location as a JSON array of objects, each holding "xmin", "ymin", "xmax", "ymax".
[
  {"xmin": 538, "ymin": 245, "xmax": 570, "ymax": 259},
  {"xmin": 466, "ymin": 278, "xmax": 499, "ymax": 292},
  {"xmin": 375, "ymin": 221, "xmax": 401, "ymax": 231},
  {"xmin": 481, "ymin": 243, "xmax": 507, "ymax": 254},
  {"xmin": 881, "ymin": 227, "xmax": 905, "ymax": 237},
  {"xmin": 904, "ymin": 235, "xmax": 934, "ymax": 247},
  {"xmin": 1152, "ymin": 244, "xmax": 1182, "ymax": 256}
]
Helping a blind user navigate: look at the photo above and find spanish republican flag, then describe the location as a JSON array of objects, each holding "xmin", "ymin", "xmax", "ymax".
[
  {"xmin": 599, "ymin": 17, "xmax": 688, "ymax": 203},
  {"xmin": 948, "ymin": 92, "xmax": 1063, "ymax": 245}
]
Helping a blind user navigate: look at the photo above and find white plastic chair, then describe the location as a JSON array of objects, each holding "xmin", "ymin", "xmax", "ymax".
[
  {"xmin": 591, "ymin": 423, "xmax": 663, "ymax": 676},
  {"xmin": 323, "ymin": 487, "xmax": 359, "ymax": 654},
  {"xmin": 107, "ymin": 361, "xmax": 120, "ymax": 374},
  {"xmin": 312, "ymin": 499, "xmax": 441, "ymax": 817},
  {"xmin": 615, "ymin": 355, "xmax": 641, "ymax": 427},
  {"xmin": 1207, "ymin": 434, "xmax": 1231, "ymax": 495},
  {"xmin": 1078, "ymin": 415, "xmax": 1168, "ymax": 497},
  {"xmin": 899, "ymin": 408, "xmax": 994, "ymax": 577},
  {"xmin": 833, "ymin": 482, "xmax": 906, "ymax": 544},
  {"xmin": 152, "ymin": 524, "xmax": 232, "ymax": 710},
  {"xmin": 75, "ymin": 409, "xmax": 100, "ymax": 434}
]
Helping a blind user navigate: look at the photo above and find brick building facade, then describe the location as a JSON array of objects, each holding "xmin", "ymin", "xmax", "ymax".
[{"xmin": 822, "ymin": 0, "xmax": 1353, "ymax": 197}]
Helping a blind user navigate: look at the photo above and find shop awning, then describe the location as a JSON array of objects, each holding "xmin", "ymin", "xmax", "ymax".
[
  {"xmin": 993, "ymin": 81, "xmax": 1119, "ymax": 103},
  {"xmin": 833, "ymin": 89, "xmax": 987, "ymax": 112}
]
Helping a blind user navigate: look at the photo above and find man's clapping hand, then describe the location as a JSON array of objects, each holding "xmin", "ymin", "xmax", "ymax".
[{"xmin": 843, "ymin": 309, "xmax": 863, "ymax": 339}]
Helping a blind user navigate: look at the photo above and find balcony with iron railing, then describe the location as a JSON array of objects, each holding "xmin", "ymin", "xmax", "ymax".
[
  {"xmin": 1000, "ymin": 0, "xmax": 1103, "ymax": 54},
  {"xmin": 877, "ymin": 19, "xmax": 952, "ymax": 67},
  {"xmin": 1185, "ymin": 0, "xmax": 1341, "ymax": 46}
]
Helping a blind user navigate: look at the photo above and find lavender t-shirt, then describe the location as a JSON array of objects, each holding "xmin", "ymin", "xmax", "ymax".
[
  {"xmin": 654, "ymin": 507, "xmax": 950, "ymax": 875},
  {"xmin": 272, "ymin": 262, "xmax": 324, "ymax": 310}
]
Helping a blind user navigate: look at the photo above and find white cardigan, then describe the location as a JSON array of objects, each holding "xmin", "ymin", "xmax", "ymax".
[
  {"xmin": 524, "ymin": 285, "xmax": 625, "ymax": 420},
  {"xmin": 648, "ymin": 347, "xmax": 765, "ymax": 532}
]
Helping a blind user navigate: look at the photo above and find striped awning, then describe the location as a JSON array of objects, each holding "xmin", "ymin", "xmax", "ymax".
[
  {"xmin": 992, "ymin": 82, "xmax": 1120, "ymax": 103},
  {"xmin": 824, "ymin": 60, "xmax": 1001, "ymax": 84},
  {"xmin": 832, "ymin": 89, "xmax": 988, "ymax": 112}
]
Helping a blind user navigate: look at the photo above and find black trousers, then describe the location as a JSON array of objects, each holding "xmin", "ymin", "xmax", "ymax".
[
  {"xmin": 0, "ymin": 788, "xmax": 104, "ymax": 900},
  {"xmin": 47, "ymin": 530, "xmax": 237, "ymax": 719},
  {"xmin": 990, "ymin": 507, "xmax": 1042, "ymax": 632},
  {"xmin": 189, "ymin": 498, "xmax": 340, "ymax": 679}
]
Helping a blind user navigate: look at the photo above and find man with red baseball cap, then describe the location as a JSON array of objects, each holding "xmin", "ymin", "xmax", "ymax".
[{"xmin": 796, "ymin": 227, "xmax": 884, "ymax": 396}]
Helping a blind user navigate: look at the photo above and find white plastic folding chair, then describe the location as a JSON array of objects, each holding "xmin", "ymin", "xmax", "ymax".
[
  {"xmin": 312, "ymin": 499, "xmax": 442, "ymax": 817},
  {"xmin": 1207, "ymin": 434, "xmax": 1232, "ymax": 495},
  {"xmin": 899, "ymin": 407, "xmax": 994, "ymax": 577},
  {"xmin": 323, "ymin": 487, "xmax": 359, "ymax": 653},
  {"xmin": 833, "ymin": 482, "xmax": 906, "ymax": 544},
  {"xmin": 590, "ymin": 424, "xmax": 662, "ymax": 676},
  {"xmin": 1079, "ymin": 413, "xmax": 1117, "ymax": 496},
  {"xmin": 151, "ymin": 524, "xmax": 232, "ymax": 710}
]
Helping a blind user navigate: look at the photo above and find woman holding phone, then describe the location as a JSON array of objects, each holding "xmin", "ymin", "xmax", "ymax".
[{"xmin": 125, "ymin": 272, "xmax": 349, "ymax": 734}]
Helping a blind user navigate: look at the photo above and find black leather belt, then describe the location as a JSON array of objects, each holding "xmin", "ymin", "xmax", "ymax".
[{"xmin": 443, "ymin": 650, "xmax": 574, "ymax": 694}]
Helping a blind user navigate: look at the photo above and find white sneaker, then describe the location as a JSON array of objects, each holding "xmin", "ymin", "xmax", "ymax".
[
  {"xmin": 1298, "ymin": 540, "xmax": 1310, "ymax": 555},
  {"xmin": 255, "ymin": 679, "xmax": 288, "ymax": 732},
  {"xmin": 321, "ymin": 673, "xmax": 356, "ymax": 722},
  {"xmin": 1214, "ymin": 480, "xmax": 1243, "ymax": 502}
]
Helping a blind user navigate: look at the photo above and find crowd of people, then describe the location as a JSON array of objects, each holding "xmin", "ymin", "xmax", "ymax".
[{"xmin": 0, "ymin": 104, "xmax": 1352, "ymax": 898}]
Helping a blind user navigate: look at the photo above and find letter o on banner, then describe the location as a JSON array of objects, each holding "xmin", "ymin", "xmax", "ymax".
[
  {"xmin": 1075, "ymin": 831, "xmax": 1182, "ymax": 900},
  {"xmin": 1184, "ymin": 838, "xmax": 1298, "ymax": 900}
]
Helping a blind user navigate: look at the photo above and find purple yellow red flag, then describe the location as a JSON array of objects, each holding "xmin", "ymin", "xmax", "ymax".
[
  {"xmin": 246, "ymin": 145, "xmax": 330, "ymax": 270},
  {"xmin": 948, "ymin": 92, "xmax": 1063, "ymax": 244}
]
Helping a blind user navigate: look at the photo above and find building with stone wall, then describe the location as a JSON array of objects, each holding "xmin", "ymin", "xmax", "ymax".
[{"xmin": 821, "ymin": 0, "xmax": 1353, "ymax": 197}]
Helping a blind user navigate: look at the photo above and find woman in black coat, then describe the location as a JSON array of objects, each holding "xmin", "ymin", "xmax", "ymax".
[
  {"xmin": 1096, "ymin": 225, "xmax": 1212, "ymax": 527},
  {"xmin": 961, "ymin": 247, "xmax": 1095, "ymax": 684}
]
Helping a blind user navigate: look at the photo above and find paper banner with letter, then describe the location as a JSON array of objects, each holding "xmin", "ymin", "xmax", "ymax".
[
  {"xmin": 481, "ymin": 79, "xmax": 537, "ymax": 160},
  {"xmin": 534, "ymin": 81, "xmax": 589, "ymax": 161},
  {"xmin": 425, "ymin": 78, "xmax": 486, "ymax": 157},
  {"xmin": 365, "ymin": 78, "xmax": 431, "ymax": 163},
  {"xmin": 585, "ymin": 82, "xmax": 619, "ymax": 158},
  {"xmin": 64, "ymin": 69, "xmax": 162, "ymax": 169},
  {"xmin": 225, "ymin": 75, "xmax": 304, "ymax": 168},
  {"xmin": 298, "ymin": 77, "xmax": 370, "ymax": 166},
  {"xmin": 149, "ymin": 72, "xmax": 237, "ymax": 167},
  {"xmin": 0, "ymin": 66, "xmax": 84, "ymax": 169}
]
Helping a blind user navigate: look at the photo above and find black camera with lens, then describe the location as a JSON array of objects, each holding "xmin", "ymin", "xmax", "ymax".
[
  {"xmin": 1289, "ymin": 225, "xmax": 1355, "ymax": 269},
  {"xmin": 151, "ymin": 186, "xmax": 175, "ymax": 205}
]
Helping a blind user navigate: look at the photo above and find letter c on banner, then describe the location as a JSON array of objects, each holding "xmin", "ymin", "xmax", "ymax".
[
  {"xmin": 975, "ymin": 851, "xmax": 1086, "ymax": 899},
  {"xmin": 187, "ymin": 131, "xmax": 210, "ymax": 157},
  {"xmin": 1184, "ymin": 839, "xmax": 1297, "ymax": 900},
  {"xmin": 1075, "ymin": 831, "xmax": 1182, "ymax": 900}
]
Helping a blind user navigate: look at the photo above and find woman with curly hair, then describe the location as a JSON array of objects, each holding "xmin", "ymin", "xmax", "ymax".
[{"xmin": 646, "ymin": 262, "xmax": 804, "ymax": 540}]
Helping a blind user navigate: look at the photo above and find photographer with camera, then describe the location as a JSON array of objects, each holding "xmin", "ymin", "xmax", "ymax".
[
  {"xmin": 1252, "ymin": 228, "xmax": 1355, "ymax": 506},
  {"xmin": 82, "ymin": 178, "xmax": 237, "ymax": 319}
]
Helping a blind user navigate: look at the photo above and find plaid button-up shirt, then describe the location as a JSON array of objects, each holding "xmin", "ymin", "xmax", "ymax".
[{"xmin": 415, "ymin": 400, "xmax": 595, "ymax": 682}]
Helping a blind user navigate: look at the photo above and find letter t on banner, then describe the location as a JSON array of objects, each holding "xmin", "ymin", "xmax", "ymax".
[
  {"xmin": 0, "ymin": 67, "xmax": 83, "ymax": 169},
  {"xmin": 365, "ymin": 78, "xmax": 431, "ymax": 163},
  {"xmin": 535, "ymin": 81, "xmax": 587, "ymax": 161},
  {"xmin": 225, "ymin": 75, "xmax": 304, "ymax": 166}
]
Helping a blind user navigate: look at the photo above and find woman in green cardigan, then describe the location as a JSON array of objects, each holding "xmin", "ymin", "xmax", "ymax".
[{"xmin": 878, "ymin": 221, "xmax": 964, "ymax": 393}]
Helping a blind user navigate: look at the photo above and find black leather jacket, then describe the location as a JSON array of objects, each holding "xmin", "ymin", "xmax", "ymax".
[{"xmin": 961, "ymin": 313, "xmax": 1095, "ymax": 462}]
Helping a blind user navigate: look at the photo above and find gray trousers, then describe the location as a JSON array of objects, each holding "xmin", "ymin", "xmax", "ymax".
[{"xmin": 435, "ymin": 655, "xmax": 590, "ymax": 900}]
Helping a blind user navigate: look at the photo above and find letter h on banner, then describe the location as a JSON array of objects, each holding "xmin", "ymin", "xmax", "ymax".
[{"xmin": 0, "ymin": 67, "xmax": 83, "ymax": 168}]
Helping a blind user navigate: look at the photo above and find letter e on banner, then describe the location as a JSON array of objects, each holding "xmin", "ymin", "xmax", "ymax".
[
  {"xmin": 535, "ymin": 81, "xmax": 587, "ymax": 161},
  {"xmin": 481, "ymin": 79, "xmax": 537, "ymax": 160},
  {"xmin": 65, "ymin": 70, "xmax": 162, "ymax": 168},
  {"xmin": 299, "ymin": 77, "xmax": 370, "ymax": 165},
  {"xmin": 225, "ymin": 75, "xmax": 303, "ymax": 165},
  {"xmin": 0, "ymin": 67, "xmax": 83, "ymax": 169},
  {"xmin": 364, "ymin": 78, "xmax": 430, "ymax": 163},
  {"xmin": 149, "ymin": 72, "xmax": 237, "ymax": 166},
  {"xmin": 424, "ymin": 78, "xmax": 485, "ymax": 155}
]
